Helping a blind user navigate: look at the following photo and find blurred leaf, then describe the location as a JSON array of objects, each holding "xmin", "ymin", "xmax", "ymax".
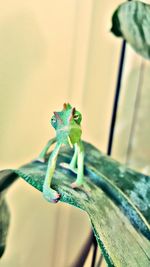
[
  {"xmin": 0, "ymin": 170, "xmax": 18, "ymax": 257},
  {"xmin": 12, "ymin": 141, "xmax": 150, "ymax": 266},
  {"xmin": 111, "ymin": 1, "xmax": 150, "ymax": 59},
  {"xmin": 0, "ymin": 170, "xmax": 18, "ymax": 193},
  {"xmin": 0, "ymin": 196, "xmax": 10, "ymax": 257}
]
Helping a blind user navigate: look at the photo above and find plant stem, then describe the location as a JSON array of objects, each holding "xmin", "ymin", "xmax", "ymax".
[
  {"xmin": 91, "ymin": 237, "xmax": 98, "ymax": 267},
  {"xmin": 107, "ymin": 40, "xmax": 126, "ymax": 156},
  {"xmin": 71, "ymin": 231, "xmax": 95, "ymax": 267},
  {"xmin": 96, "ymin": 253, "xmax": 103, "ymax": 267},
  {"xmin": 91, "ymin": 39, "xmax": 127, "ymax": 266}
]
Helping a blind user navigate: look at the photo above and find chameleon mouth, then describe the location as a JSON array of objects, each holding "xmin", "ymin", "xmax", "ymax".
[
  {"xmin": 57, "ymin": 125, "xmax": 81, "ymax": 147},
  {"xmin": 57, "ymin": 125, "xmax": 80, "ymax": 132},
  {"xmin": 56, "ymin": 127, "xmax": 73, "ymax": 148}
]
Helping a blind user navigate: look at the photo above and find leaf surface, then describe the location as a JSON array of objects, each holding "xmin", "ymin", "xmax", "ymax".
[
  {"xmin": 111, "ymin": 1, "xmax": 150, "ymax": 59},
  {"xmin": 12, "ymin": 141, "xmax": 150, "ymax": 266},
  {"xmin": 0, "ymin": 170, "xmax": 18, "ymax": 257},
  {"xmin": 0, "ymin": 196, "xmax": 10, "ymax": 257}
]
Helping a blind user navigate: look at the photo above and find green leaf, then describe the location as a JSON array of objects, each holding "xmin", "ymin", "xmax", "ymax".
[
  {"xmin": 0, "ymin": 170, "xmax": 18, "ymax": 257},
  {"xmin": 111, "ymin": 1, "xmax": 150, "ymax": 59},
  {"xmin": 11, "ymin": 141, "xmax": 150, "ymax": 266},
  {"xmin": 0, "ymin": 196, "xmax": 10, "ymax": 257}
]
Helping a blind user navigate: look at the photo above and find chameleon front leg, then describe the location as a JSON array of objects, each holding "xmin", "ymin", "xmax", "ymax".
[
  {"xmin": 43, "ymin": 142, "xmax": 61, "ymax": 203},
  {"xmin": 37, "ymin": 137, "xmax": 56, "ymax": 162},
  {"xmin": 71, "ymin": 141, "xmax": 84, "ymax": 188}
]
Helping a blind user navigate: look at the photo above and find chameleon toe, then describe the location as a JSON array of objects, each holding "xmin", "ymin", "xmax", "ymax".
[
  {"xmin": 71, "ymin": 180, "xmax": 85, "ymax": 189},
  {"xmin": 52, "ymin": 193, "xmax": 61, "ymax": 203},
  {"xmin": 43, "ymin": 185, "xmax": 61, "ymax": 203},
  {"xmin": 71, "ymin": 182, "xmax": 80, "ymax": 189},
  {"xmin": 51, "ymin": 196, "xmax": 60, "ymax": 203}
]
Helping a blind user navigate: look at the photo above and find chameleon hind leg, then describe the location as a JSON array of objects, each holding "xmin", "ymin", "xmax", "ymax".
[
  {"xmin": 69, "ymin": 143, "xmax": 78, "ymax": 170},
  {"xmin": 43, "ymin": 142, "xmax": 61, "ymax": 203},
  {"xmin": 37, "ymin": 137, "xmax": 56, "ymax": 162},
  {"xmin": 59, "ymin": 144, "xmax": 78, "ymax": 173},
  {"xmin": 71, "ymin": 141, "xmax": 84, "ymax": 188},
  {"xmin": 60, "ymin": 142, "xmax": 88, "ymax": 190}
]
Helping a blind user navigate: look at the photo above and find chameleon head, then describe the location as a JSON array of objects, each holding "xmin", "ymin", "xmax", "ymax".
[{"xmin": 50, "ymin": 103, "xmax": 82, "ymax": 146}]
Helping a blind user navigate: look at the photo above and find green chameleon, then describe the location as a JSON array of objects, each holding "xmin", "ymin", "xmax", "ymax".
[{"xmin": 37, "ymin": 103, "xmax": 84, "ymax": 203}]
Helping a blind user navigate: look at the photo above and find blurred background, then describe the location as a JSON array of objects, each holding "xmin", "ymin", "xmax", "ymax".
[{"xmin": 0, "ymin": 0, "xmax": 150, "ymax": 266}]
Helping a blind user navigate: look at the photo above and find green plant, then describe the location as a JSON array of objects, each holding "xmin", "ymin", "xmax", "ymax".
[{"xmin": 0, "ymin": 1, "xmax": 150, "ymax": 266}]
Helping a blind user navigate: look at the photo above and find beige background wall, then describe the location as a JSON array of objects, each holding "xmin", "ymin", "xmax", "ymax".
[{"xmin": 0, "ymin": 0, "xmax": 150, "ymax": 266}]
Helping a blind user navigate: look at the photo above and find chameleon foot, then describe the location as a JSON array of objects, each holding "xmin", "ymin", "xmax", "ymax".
[
  {"xmin": 43, "ymin": 185, "xmax": 60, "ymax": 203},
  {"xmin": 71, "ymin": 181, "xmax": 83, "ymax": 188},
  {"xmin": 60, "ymin": 162, "xmax": 77, "ymax": 174},
  {"xmin": 71, "ymin": 181, "xmax": 91, "ymax": 192}
]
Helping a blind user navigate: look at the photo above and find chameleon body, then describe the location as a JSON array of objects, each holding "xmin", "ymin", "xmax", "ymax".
[{"xmin": 37, "ymin": 103, "xmax": 84, "ymax": 203}]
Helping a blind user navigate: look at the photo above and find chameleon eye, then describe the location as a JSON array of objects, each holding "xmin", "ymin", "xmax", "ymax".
[
  {"xmin": 73, "ymin": 114, "xmax": 79, "ymax": 120},
  {"xmin": 51, "ymin": 117, "xmax": 56, "ymax": 123},
  {"xmin": 73, "ymin": 112, "xmax": 82, "ymax": 124},
  {"xmin": 51, "ymin": 116, "xmax": 57, "ymax": 128}
]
